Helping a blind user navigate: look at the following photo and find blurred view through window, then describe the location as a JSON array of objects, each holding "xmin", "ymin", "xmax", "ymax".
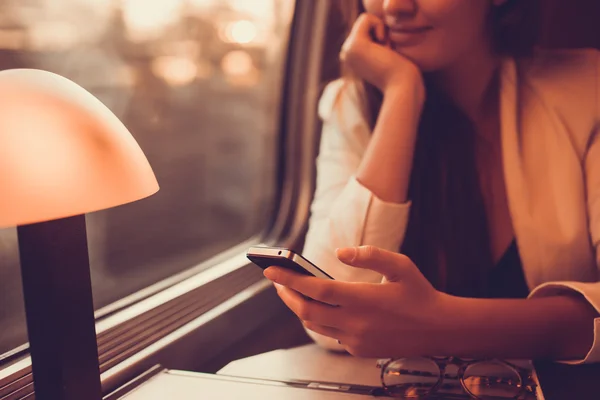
[{"xmin": 0, "ymin": 0, "xmax": 294, "ymax": 356}]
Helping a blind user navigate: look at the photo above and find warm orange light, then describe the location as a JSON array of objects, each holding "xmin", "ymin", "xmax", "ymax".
[
  {"xmin": 122, "ymin": 0, "xmax": 183, "ymax": 42},
  {"xmin": 152, "ymin": 56, "xmax": 198, "ymax": 86},
  {"xmin": 0, "ymin": 69, "xmax": 159, "ymax": 228},
  {"xmin": 221, "ymin": 50, "xmax": 253, "ymax": 75},
  {"xmin": 223, "ymin": 20, "xmax": 258, "ymax": 44}
]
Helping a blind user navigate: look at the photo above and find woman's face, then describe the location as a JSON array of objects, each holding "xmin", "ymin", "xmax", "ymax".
[{"xmin": 362, "ymin": 0, "xmax": 502, "ymax": 71}]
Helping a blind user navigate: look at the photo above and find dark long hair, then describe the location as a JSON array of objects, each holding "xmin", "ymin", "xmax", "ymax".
[{"xmin": 336, "ymin": 0, "xmax": 540, "ymax": 296}]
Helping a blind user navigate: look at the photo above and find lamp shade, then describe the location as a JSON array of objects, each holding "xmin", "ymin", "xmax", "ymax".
[{"xmin": 0, "ymin": 69, "xmax": 159, "ymax": 228}]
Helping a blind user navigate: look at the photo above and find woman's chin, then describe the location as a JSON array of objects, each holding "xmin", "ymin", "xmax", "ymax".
[{"xmin": 391, "ymin": 46, "xmax": 447, "ymax": 73}]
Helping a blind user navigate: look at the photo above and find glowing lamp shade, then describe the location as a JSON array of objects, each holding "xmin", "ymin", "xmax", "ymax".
[
  {"xmin": 0, "ymin": 69, "xmax": 158, "ymax": 227},
  {"xmin": 0, "ymin": 69, "xmax": 159, "ymax": 400}
]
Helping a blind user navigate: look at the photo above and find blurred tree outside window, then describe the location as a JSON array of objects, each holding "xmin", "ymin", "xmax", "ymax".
[{"xmin": 0, "ymin": 0, "xmax": 294, "ymax": 356}]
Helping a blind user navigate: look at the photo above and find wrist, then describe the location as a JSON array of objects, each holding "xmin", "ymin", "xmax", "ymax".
[
  {"xmin": 383, "ymin": 75, "xmax": 425, "ymax": 109},
  {"xmin": 376, "ymin": 82, "xmax": 424, "ymax": 140},
  {"xmin": 432, "ymin": 293, "xmax": 471, "ymax": 356},
  {"xmin": 429, "ymin": 294, "xmax": 597, "ymax": 360}
]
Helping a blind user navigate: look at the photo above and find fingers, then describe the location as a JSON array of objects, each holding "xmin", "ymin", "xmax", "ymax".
[
  {"xmin": 265, "ymin": 267, "xmax": 357, "ymax": 306},
  {"xmin": 341, "ymin": 13, "xmax": 386, "ymax": 62},
  {"xmin": 303, "ymin": 321, "xmax": 347, "ymax": 342},
  {"xmin": 352, "ymin": 13, "xmax": 386, "ymax": 43},
  {"xmin": 336, "ymin": 246, "xmax": 415, "ymax": 282},
  {"xmin": 374, "ymin": 17, "xmax": 387, "ymax": 44},
  {"xmin": 275, "ymin": 285, "xmax": 346, "ymax": 328}
]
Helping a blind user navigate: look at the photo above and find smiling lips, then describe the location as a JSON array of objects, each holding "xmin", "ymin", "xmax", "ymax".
[{"xmin": 387, "ymin": 25, "xmax": 433, "ymax": 46}]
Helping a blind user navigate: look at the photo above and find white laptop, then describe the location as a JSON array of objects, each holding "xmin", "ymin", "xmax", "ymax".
[{"xmin": 118, "ymin": 369, "xmax": 380, "ymax": 399}]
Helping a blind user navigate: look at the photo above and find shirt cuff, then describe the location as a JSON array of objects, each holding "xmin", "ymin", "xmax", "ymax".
[
  {"xmin": 352, "ymin": 177, "xmax": 411, "ymax": 251},
  {"xmin": 528, "ymin": 281, "xmax": 600, "ymax": 364}
]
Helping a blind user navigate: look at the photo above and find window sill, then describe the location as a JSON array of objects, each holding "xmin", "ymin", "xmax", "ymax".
[{"xmin": 0, "ymin": 244, "xmax": 286, "ymax": 398}]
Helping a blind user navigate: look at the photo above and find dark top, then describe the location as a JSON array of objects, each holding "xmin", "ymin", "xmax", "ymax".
[
  {"xmin": 486, "ymin": 240, "xmax": 530, "ymax": 299},
  {"xmin": 484, "ymin": 241, "xmax": 600, "ymax": 400}
]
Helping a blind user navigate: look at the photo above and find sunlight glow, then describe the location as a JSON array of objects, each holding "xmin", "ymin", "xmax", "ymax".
[
  {"xmin": 152, "ymin": 56, "xmax": 198, "ymax": 86},
  {"xmin": 188, "ymin": 0, "xmax": 219, "ymax": 9},
  {"xmin": 221, "ymin": 50, "xmax": 253, "ymax": 77},
  {"xmin": 28, "ymin": 22, "xmax": 79, "ymax": 51},
  {"xmin": 221, "ymin": 49, "xmax": 261, "ymax": 87},
  {"xmin": 226, "ymin": 0, "xmax": 274, "ymax": 21},
  {"xmin": 122, "ymin": 0, "xmax": 184, "ymax": 42},
  {"xmin": 223, "ymin": 20, "xmax": 257, "ymax": 44}
]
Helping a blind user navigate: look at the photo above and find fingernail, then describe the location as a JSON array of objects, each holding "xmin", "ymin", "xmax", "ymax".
[
  {"xmin": 264, "ymin": 267, "xmax": 277, "ymax": 282},
  {"xmin": 336, "ymin": 247, "xmax": 356, "ymax": 263}
]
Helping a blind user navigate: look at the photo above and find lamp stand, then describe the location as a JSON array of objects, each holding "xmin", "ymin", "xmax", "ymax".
[{"xmin": 17, "ymin": 214, "xmax": 102, "ymax": 400}]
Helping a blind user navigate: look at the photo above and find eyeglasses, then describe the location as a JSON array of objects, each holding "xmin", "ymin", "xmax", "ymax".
[{"xmin": 373, "ymin": 357, "xmax": 537, "ymax": 399}]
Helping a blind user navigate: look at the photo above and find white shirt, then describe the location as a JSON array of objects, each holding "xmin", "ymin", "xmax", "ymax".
[{"xmin": 302, "ymin": 49, "xmax": 600, "ymax": 364}]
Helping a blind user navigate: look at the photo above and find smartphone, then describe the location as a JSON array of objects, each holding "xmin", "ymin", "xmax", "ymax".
[{"xmin": 247, "ymin": 246, "xmax": 334, "ymax": 280}]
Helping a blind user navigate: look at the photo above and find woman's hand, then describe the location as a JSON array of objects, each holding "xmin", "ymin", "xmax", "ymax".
[
  {"xmin": 341, "ymin": 13, "xmax": 424, "ymax": 100},
  {"xmin": 266, "ymin": 247, "xmax": 599, "ymax": 360},
  {"xmin": 264, "ymin": 246, "xmax": 451, "ymax": 358}
]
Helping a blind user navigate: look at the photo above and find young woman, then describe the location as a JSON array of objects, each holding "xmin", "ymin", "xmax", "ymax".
[{"xmin": 264, "ymin": 0, "xmax": 600, "ymax": 362}]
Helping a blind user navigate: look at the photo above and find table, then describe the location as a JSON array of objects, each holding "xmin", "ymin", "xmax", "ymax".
[
  {"xmin": 118, "ymin": 370, "xmax": 376, "ymax": 399},
  {"xmin": 218, "ymin": 345, "xmax": 538, "ymax": 399},
  {"xmin": 218, "ymin": 344, "xmax": 600, "ymax": 399},
  {"xmin": 119, "ymin": 344, "xmax": 600, "ymax": 399},
  {"xmin": 218, "ymin": 345, "xmax": 381, "ymax": 387}
]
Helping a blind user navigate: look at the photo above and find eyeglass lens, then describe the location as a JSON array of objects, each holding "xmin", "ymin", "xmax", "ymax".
[
  {"xmin": 382, "ymin": 358, "xmax": 440, "ymax": 397},
  {"xmin": 383, "ymin": 358, "xmax": 523, "ymax": 399},
  {"xmin": 463, "ymin": 360, "xmax": 522, "ymax": 399}
]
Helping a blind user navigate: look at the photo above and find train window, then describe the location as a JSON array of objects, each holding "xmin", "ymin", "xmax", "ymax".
[{"xmin": 0, "ymin": 0, "xmax": 294, "ymax": 357}]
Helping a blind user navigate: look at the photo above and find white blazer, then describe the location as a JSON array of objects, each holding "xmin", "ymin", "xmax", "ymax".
[{"xmin": 302, "ymin": 49, "xmax": 600, "ymax": 363}]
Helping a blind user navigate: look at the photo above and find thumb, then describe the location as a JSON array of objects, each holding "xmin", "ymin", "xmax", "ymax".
[{"xmin": 336, "ymin": 246, "xmax": 413, "ymax": 282}]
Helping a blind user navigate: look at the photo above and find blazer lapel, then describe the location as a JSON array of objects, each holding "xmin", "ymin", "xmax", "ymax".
[{"xmin": 499, "ymin": 58, "xmax": 596, "ymax": 288}]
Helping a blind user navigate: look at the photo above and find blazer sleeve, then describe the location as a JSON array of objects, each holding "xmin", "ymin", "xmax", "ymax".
[
  {"xmin": 528, "ymin": 52, "xmax": 600, "ymax": 364},
  {"xmin": 301, "ymin": 80, "xmax": 411, "ymax": 349}
]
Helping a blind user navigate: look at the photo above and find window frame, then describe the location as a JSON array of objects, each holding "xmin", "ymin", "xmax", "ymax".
[{"xmin": 0, "ymin": 0, "xmax": 330, "ymax": 397}]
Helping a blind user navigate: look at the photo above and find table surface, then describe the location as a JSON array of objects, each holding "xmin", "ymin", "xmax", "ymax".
[
  {"xmin": 218, "ymin": 344, "xmax": 600, "ymax": 400},
  {"xmin": 117, "ymin": 344, "xmax": 600, "ymax": 399},
  {"xmin": 218, "ymin": 345, "xmax": 381, "ymax": 386},
  {"xmin": 218, "ymin": 345, "xmax": 541, "ymax": 399},
  {"xmin": 119, "ymin": 370, "xmax": 376, "ymax": 399}
]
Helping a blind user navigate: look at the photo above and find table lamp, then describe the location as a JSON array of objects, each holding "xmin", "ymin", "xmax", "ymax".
[{"xmin": 0, "ymin": 69, "xmax": 159, "ymax": 400}]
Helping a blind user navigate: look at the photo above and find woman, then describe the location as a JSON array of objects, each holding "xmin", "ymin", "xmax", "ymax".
[{"xmin": 264, "ymin": 0, "xmax": 600, "ymax": 362}]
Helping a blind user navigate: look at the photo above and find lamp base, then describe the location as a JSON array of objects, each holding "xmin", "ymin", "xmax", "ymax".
[{"xmin": 18, "ymin": 214, "xmax": 102, "ymax": 400}]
